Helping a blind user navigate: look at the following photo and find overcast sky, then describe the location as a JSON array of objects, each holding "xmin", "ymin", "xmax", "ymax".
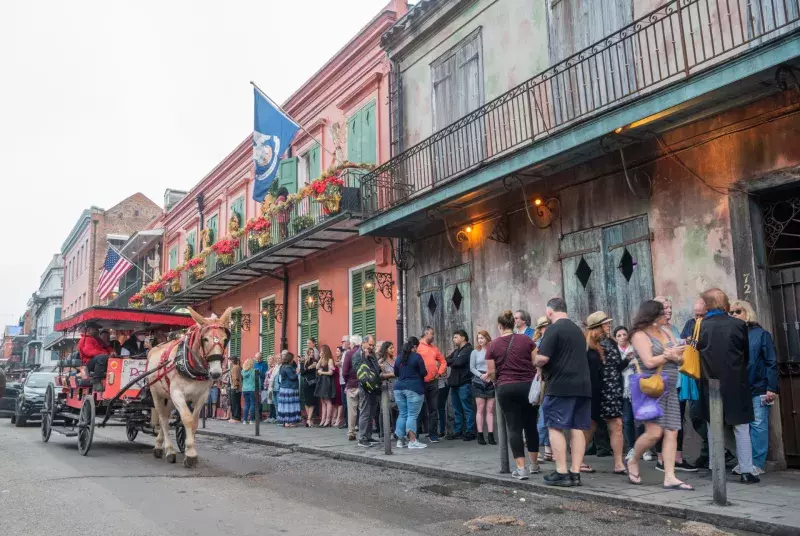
[{"xmin": 0, "ymin": 0, "xmax": 394, "ymax": 324}]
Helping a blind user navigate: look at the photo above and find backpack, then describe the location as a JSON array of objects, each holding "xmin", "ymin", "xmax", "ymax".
[{"xmin": 354, "ymin": 353, "xmax": 380, "ymax": 392}]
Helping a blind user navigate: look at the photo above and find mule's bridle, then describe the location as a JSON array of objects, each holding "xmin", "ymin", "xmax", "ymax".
[{"xmin": 184, "ymin": 323, "xmax": 230, "ymax": 378}]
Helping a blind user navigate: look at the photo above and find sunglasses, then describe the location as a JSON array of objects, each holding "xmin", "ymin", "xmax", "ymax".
[{"xmin": 730, "ymin": 309, "xmax": 744, "ymax": 315}]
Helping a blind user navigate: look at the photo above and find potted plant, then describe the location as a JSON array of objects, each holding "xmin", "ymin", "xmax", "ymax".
[
  {"xmin": 162, "ymin": 269, "xmax": 181, "ymax": 294},
  {"xmin": 144, "ymin": 281, "xmax": 165, "ymax": 303},
  {"xmin": 292, "ymin": 214, "xmax": 315, "ymax": 233},
  {"xmin": 245, "ymin": 216, "xmax": 272, "ymax": 253},
  {"xmin": 128, "ymin": 293, "xmax": 143, "ymax": 309},
  {"xmin": 212, "ymin": 237, "xmax": 240, "ymax": 267},
  {"xmin": 186, "ymin": 256, "xmax": 206, "ymax": 281},
  {"xmin": 311, "ymin": 175, "xmax": 344, "ymax": 215}
]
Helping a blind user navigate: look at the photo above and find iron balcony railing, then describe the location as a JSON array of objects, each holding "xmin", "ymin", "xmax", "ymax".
[
  {"xmin": 165, "ymin": 168, "xmax": 366, "ymax": 297},
  {"xmin": 109, "ymin": 278, "xmax": 144, "ymax": 308},
  {"xmin": 361, "ymin": 0, "xmax": 800, "ymax": 215}
]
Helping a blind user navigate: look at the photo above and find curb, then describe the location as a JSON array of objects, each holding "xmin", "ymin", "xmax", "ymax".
[{"xmin": 197, "ymin": 429, "xmax": 795, "ymax": 536}]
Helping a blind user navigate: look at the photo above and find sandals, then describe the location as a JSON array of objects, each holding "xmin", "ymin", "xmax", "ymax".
[
  {"xmin": 614, "ymin": 468, "xmax": 628, "ymax": 475},
  {"xmin": 663, "ymin": 482, "xmax": 694, "ymax": 491},
  {"xmin": 628, "ymin": 471, "xmax": 642, "ymax": 485},
  {"xmin": 579, "ymin": 464, "xmax": 597, "ymax": 473}
]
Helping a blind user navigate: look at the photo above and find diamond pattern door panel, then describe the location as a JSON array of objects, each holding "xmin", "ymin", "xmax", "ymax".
[
  {"xmin": 560, "ymin": 228, "xmax": 605, "ymax": 325},
  {"xmin": 603, "ymin": 216, "xmax": 654, "ymax": 330}
]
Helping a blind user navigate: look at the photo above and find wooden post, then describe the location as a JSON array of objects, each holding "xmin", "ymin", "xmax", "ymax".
[
  {"xmin": 495, "ymin": 396, "xmax": 510, "ymax": 473},
  {"xmin": 381, "ymin": 389, "xmax": 392, "ymax": 455},
  {"xmin": 709, "ymin": 379, "xmax": 727, "ymax": 506}
]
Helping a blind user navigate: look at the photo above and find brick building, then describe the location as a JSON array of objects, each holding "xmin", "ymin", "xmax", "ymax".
[{"xmin": 61, "ymin": 193, "xmax": 162, "ymax": 317}]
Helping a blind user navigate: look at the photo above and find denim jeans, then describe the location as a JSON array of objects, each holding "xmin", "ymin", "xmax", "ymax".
[
  {"xmin": 622, "ymin": 399, "xmax": 638, "ymax": 449},
  {"xmin": 395, "ymin": 389, "xmax": 424, "ymax": 438},
  {"xmin": 537, "ymin": 405, "xmax": 550, "ymax": 447},
  {"xmin": 242, "ymin": 391, "xmax": 256, "ymax": 422},
  {"xmin": 451, "ymin": 383, "xmax": 475, "ymax": 435},
  {"xmin": 437, "ymin": 384, "xmax": 450, "ymax": 435},
  {"xmin": 750, "ymin": 395, "xmax": 771, "ymax": 468}
]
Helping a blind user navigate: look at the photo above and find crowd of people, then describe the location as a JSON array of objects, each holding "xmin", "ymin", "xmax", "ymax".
[{"xmin": 205, "ymin": 288, "xmax": 778, "ymax": 488}]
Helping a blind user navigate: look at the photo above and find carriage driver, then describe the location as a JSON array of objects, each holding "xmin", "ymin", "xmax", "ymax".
[{"xmin": 77, "ymin": 322, "xmax": 114, "ymax": 390}]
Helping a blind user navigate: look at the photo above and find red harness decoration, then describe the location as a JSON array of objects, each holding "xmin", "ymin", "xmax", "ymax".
[
  {"xmin": 146, "ymin": 324, "xmax": 227, "ymax": 391},
  {"xmin": 147, "ymin": 339, "xmax": 181, "ymax": 391}
]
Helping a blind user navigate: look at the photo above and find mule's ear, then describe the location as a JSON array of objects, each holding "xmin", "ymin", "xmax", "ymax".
[
  {"xmin": 218, "ymin": 307, "xmax": 234, "ymax": 327},
  {"xmin": 187, "ymin": 307, "xmax": 207, "ymax": 326}
]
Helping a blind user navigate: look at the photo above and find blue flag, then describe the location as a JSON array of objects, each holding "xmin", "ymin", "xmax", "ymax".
[{"xmin": 252, "ymin": 88, "xmax": 300, "ymax": 202}]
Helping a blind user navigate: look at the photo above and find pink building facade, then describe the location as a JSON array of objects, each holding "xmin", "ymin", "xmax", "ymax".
[{"xmin": 151, "ymin": 0, "xmax": 407, "ymax": 361}]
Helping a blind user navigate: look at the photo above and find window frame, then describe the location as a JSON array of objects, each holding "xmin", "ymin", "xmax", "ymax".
[
  {"xmin": 430, "ymin": 27, "xmax": 485, "ymax": 131},
  {"xmin": 297, "ymin": 280, "xmax": 320, "ymax": 353},
  {"xmin": 259, "ymin": 295, "xmax": 277, "ymax": 357},
  {"xmin": 348, "ymin": 261, "xmax": 377, "ymax": 339}
]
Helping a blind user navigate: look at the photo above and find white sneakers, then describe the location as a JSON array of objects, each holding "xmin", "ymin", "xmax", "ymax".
[
  {"xmin": 408, "ymin": 439, "xmax": 427, "ymax": 449},
  {"xmin": 396, "ymin": 438, "xmax": 408, "ymax": 448}
]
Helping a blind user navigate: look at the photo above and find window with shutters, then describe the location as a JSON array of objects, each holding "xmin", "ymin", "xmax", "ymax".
[
  {"xmin": 431, "ymin": 29, "xmax": 484, "ymax": 130},
  {"xmin": 168, "ymin": 246, "xmax": 178, "ymax": 269},
  {"xmin": 299, "ymin": 283, "xmax": 319, "ymax": 352},
  {"xmin": 185, "ymin": 230, "xmax": 196, "ymax": 258},
  {"xmin": 350, "ymin": 264, "xmax": 376, "ymax": 339},
  {"xmin": 278, "ymin": 158, "xmax": 298, "ymax": 195},
  {"xmin": 299, "ymin": 143, "xmax": 321, "ymax": 188},
  {"xmin": 346, "ymin": 101, "xmax": 377, "ymax": 165},
  {"xmin": 206, "ymin": 215, "xmax": 218, "ymax": 244},
  {"xmin": 229, "ymin": 308, "xmax": 242, "ymax": 358},
  {"xmin": 260, "ymin": 297, "xmax": 276, "ymax": 357},
  {"xmin": 230, "ymin": 196, "xmax": 245, "ymax": 227}
]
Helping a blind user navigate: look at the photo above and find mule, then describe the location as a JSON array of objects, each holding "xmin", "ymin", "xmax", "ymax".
[{"xmin": 147, "ymin": 306, "xmax": 231, "ymax": 467}]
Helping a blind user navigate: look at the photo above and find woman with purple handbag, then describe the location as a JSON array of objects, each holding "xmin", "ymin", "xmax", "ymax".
[{"xmin": 626, "ymin": 300, "xmax": 692, "ymax": 491}]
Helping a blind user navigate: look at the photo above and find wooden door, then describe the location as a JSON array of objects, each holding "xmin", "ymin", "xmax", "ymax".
[
  {"xmin": 419, "ymin": 263, "xmax": 472, "ymax": 353},
  {"xmin": 560, "ymin": 228, "xmax": 606, "ymax": 325},
  {"xmin": 603, "ymin": 216, "xmax": 654, "ymax": 329}
]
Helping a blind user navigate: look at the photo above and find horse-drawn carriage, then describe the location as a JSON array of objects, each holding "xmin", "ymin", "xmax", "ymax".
[{"xmin": 42, "ymin": 306, "xmax": 227, "ymax": 462}]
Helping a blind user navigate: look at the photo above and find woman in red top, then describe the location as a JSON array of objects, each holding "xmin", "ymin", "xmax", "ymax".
[{"xmin": 78, "ymin": 324, "xmax": 113, "ymax": 384}]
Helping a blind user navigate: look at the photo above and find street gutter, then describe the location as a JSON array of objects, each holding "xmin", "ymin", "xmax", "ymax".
[{"xmin": 197, "ymin": 429, "xmax": 796, "ymax": 536}]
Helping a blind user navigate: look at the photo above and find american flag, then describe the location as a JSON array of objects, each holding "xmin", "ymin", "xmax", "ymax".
[{"xmin": 97, "ymin": 247, "xmax": 133, "ymax": 300}]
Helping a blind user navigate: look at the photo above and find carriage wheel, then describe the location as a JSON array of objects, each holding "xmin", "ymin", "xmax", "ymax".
[
  {"xmin": 41, "ymin": 384, "xmax": 54, "ymax": 443},
  {"xmin": 175, "ymin": 423, "xmax": 186, "ymax": 453},
  {"xmin": 77, "ymin": 395, "xmax": 95, "ymax": 456},
  {"xmin": 126, "ymin": 421, "xmax": 138, "ymax": 442}
]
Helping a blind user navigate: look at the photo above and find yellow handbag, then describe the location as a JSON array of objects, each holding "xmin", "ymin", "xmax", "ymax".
[
  {"xmin": 679, "ymin": 318, "xmax": 702, "ymax": 380},
  {"xmin": 637, "ymin": 360, "xmax": 665, "ymax": 398}
]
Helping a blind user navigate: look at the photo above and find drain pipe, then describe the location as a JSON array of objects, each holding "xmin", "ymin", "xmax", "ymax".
[
  {"xmin": 281, "ymin": 272, "xmax": 289, "ymax": 351},
  {"xmin": 395, "ymin": 238, "xmax": 405, "ymax": 346}
]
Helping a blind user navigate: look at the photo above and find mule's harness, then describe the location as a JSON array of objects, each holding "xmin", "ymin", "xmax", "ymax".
[{"xmin": 148, "ymin": 324, "xmax": 229, "ymax": 390}]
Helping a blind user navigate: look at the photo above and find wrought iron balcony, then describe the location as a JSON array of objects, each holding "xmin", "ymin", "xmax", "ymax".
[
  {"xmin": 361, "ymin": 0, "xmax": 800, "ymax": 217},
  {"xmin": 149, "ymin": 168, "xmax": 366, "ymax": 310}
]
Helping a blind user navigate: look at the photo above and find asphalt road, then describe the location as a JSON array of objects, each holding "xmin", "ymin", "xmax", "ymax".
[{"xmin": 0, "ymin": 419, "xmax": 749, "ymax": 536}]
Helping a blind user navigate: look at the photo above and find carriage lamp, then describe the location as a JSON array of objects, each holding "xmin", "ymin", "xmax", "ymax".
[
  {"xmin": 261, "ymin": 303, "xmax": 283, "ymax": 323},
  {"xmin": 364, "ymin": 272, "xmax": 394, "ymax": 300},
  {"xmin": 534, "ymin": 198, "xmax": 543, "ymax": 206},
  {"xmin": 306, "ymin": 290, "xmax": 333, "ymax": 313}
]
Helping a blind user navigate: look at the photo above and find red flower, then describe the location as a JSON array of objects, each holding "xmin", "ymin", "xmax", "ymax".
[
  {"xmin": 186, "ymin": 257, "xmax": 204, "ymax": 269},
  {"xmin": 162, "ymin": 269, "xmax": 181, "ymax": 281},
  {"xmin": 245, "ymin": 217, "xmax": 271, "ymax": 233},
  {"xmin": 128, "ymin": 293, "xmax": 143, "ymax": 304},
  {"xmin": 211, "ymin": 237, "xmax": 240, "ymax": 256},
  {"xmin": 144, "ymin": 281, "xmax": 164, "ymax": 294}
]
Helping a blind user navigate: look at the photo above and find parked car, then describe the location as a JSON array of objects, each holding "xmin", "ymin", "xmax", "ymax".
[
  {"xmin": 1, "ymin": 380, "xmax": 22, "ymax": 419},
  {"xmin": 12, "ymin": 371, "xmax": 58, "ymax": 426}
]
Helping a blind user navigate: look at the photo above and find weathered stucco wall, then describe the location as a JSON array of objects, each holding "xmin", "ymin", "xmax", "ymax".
[
  {"xmin": 397, "ymin": 0, "xmax": 549, "ymax": 148},
  {"xmin": 405, "ymin": 92, "xmax": 800, "ymax": 338}
]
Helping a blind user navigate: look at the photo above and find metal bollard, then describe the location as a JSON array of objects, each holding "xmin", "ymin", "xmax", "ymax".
[
  {"xmin": 495, "ymin": 395, "xmax": 510, "ymax": 473},
  {"xmin": 381, "ymin": 389, "xmax": 392, "ymax": 455},
  {"xmin": 709, "ymin": 379, "xmax": 727, "ymax": 506},
  {"xmin": 255, "ymin": 387, "xmax": 261, "ymax": 437}
]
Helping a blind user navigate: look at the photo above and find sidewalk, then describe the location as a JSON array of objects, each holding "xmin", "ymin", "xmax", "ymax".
[{"xmin": 196, "ymin": 419, "xmax": 800, "ymax": 535}]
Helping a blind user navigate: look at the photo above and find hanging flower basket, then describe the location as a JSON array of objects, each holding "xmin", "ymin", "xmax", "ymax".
[
  {"xmin": 212, "ymin": 237, "xmax": 240, "ymax": 267},
  {"xmin": 130, "ymin": 301, "xmax": 143, "ymax": 310},
  {"xmin": 245, "ymin": 217, "xmax": 272, "ymax": 252},
  {"xmin": 152, "ymin": 290, "xmax": 165, "ymax": 303},
  {"xmin": 191, "ymin": 265, "xmax": 206, "ymax": 281},
  {"xmin": 170, "ymin": 279, "xmax": 181, "ymax": 294},
  {"xmin": 186, "ymin": 257, "xmax": 205, "ymax": 281},
  {"xmin": 128, "ymin": 292, "xmax": 144, "ymax": 309},
  {"xmin": 311, "ymin": 174, "xmax": 344, "ymax": 216}
]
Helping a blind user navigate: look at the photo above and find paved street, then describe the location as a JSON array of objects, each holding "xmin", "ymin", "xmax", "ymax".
[{"xmin": 0, "ymin": 420, "xmax": 756, "ymax": 536}]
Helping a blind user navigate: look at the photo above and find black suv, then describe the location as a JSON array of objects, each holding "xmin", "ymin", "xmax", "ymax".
[{"xmin": 12, "ymin": 371, "xmax": 58, "ymax": 426}]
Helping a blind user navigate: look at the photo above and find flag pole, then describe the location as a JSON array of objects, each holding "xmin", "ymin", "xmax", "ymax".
[
  {"xmin": 250, "ymin": 80, "xmax": 336, "ymax": 158},
  {"xmin": 108, "ymin": 243, "xmax": 149, "ymax": 282}
]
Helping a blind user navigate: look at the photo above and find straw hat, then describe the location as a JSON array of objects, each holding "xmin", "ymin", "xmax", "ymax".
[
  {"xmin": 535, "ymin": 316, "xmax": 550, "ymax": 330},
  {"xmin": 586, "ymin": 311, "xmax": 613, "ymax": 329}
]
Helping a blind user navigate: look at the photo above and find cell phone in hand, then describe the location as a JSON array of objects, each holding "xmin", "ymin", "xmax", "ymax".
[{"xmin": 760, "ymin": 395, "xmax": 775, "ymax": 406}]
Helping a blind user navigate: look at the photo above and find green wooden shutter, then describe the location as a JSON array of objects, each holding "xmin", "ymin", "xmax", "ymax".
[
  {"xmin": 231, "ymin": 197, "xmax": 245, "ymax": 226},
  {"xmin": 230, "ymin": 309, "xmax": 242, "ymax": 358},
  {"xmin": 186, "ymin": 230, "xmax": 196, "ymax": 257},
  {"xmin": 360, "ymin": 101, "xmax": 377, "ymax": 165},
  {"xmin": 260, "ymin": 298, "xmax": 276, "ymax": 357},
  {"xmin": 308, "ymin": 144, "xmax": 321, "ymax": 181},
  {"xmin": 278, "ymin": 158, "xmax": 298, "ymax": 195},
  {"xmin": 347, "ymin": 113, "xmax": 361, "ymax": 163},
  {"xmin": 351, "ymin": 270, "xmax": 364, "ymax": 338},
  {"xmin": 207, "ymin": 215, "xmax": 218, "ymax": 244},
  {"xmin": 300, "ymin": 285, "xmax": 319, "ymax": 347},
  {"xmin": 351, "ymin": 266, "xmax": 376, "ymax": 338},
  {"xmin": 168, "ymin": 246, "xmax": 178, "ymax": 269},
  {"xmin": 54, "ymin": 307, "xmax": 62, "ymax": 323}
]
